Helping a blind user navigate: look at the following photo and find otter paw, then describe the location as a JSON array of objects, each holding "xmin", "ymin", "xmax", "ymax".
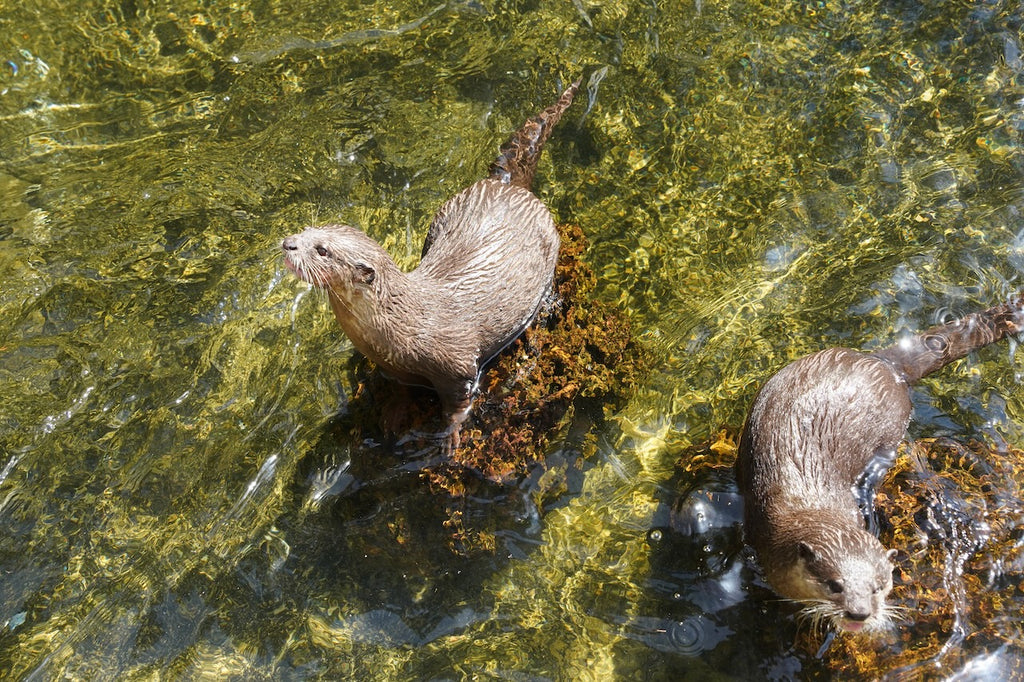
[{"xmin": 439, "ymin": 424, "xmax": 462, "ymax": 457}]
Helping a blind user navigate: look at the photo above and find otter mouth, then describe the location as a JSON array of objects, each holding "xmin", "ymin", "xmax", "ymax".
[
  {"xmin": 797, "ymin": 602, "xmax": 891, "ymax": 636},
  {"xmin": 839, "ymin": 619, "xmax": 867, "ymax": 633},
  {"xmin": 282, "ymin": 254, "xmax": 313, "ymax": 285}
]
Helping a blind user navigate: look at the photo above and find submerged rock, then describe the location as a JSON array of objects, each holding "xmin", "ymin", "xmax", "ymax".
[
  {"xmin": 820, "ymin": 437, "xmax": 1024, "ymax": 676},
  {"xmin": 316, "ymin": 221, "xmax": 644, "ymax": 552},
  {"xmin": 660, "ymin": 431, "xmax": 1024, "ymax": 676}
]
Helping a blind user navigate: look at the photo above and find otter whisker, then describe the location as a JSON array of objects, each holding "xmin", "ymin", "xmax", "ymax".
[
  {"xmin": 278, "ymin": 78, "xmax": 580, "ymax": 454},
  {"xmin": 794, "ymin": 600, "xmax": 843, "ymax": 637},
  {"xmin": 877, "ymin": 601, "xmax": 910, "ymax": 628},
  {"xmin": 738, "ymin": 291, "xmax": 1024, "ymax": 635}
]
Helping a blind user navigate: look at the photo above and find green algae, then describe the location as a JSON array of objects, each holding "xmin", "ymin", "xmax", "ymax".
[{"xmin": 1, "ymin": 0, "xmax": 1024, "ymax": 679}]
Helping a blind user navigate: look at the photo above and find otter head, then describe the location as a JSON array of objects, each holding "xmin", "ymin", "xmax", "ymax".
[
  {"xmin": 281, "ymin": 225, "xmax": 381, "ymax": 297},
  {"xmin": 765, "ymin": 515, "xmax": 898, "ymax": 634}
]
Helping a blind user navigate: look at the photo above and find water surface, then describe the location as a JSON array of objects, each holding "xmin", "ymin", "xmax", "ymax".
[{"xmin": 2, "ymin": 0, "xmax": 1024, "ymax": 679}]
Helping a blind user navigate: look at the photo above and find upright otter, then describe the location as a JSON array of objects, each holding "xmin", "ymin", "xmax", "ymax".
[
  {"xmin": 282, "ymin": 79, "xmax": 580, "ymax": 453},
  {"xmin": 736, "ymin": 292, "xmax": 1024, "ymax": 633}
]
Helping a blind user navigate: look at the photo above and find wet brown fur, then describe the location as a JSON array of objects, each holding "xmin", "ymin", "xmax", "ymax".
[
  {"xmin": 282, "ymin": 79, "xmax": 580, "ymax": 453},
  {"xmin": 737, "ymin": 292, "xmax": 1024, "ymax": 632}
]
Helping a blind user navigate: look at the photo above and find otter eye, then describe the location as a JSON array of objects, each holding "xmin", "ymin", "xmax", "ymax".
[
  {"xmin": 826, "ymin": 579, "xmax": 844, "ymax": 594},
  {"xmin": 315, "ymin": 245, "xmax": 329, "ymax": 257}
]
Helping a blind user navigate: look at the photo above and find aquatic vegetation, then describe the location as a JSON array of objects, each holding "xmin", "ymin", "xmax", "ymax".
[
  {"xmin": 333, "ymin": 220, "xmax": 643, "ymax": 552},
  {"xmin": 2, "ymin": 0, "xmax": 1023, "ymax": 677},
  {"xmin": 663, "ymin": 432, "xmax": 1024, "ymax": 676},
  {"xmin": 820, "ymin": 437, "xmax": 1024, "ymax": 676}
]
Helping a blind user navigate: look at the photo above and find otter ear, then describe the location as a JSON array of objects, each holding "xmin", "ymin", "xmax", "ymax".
[
  {"xmin": 886, "ymin": 549, "xmax": 898, "ymax": 561},
  {"xmin": 354, "ymin": 262, "xmax": 376, "ymax": 285},
  {"xmin": 797, "ymin": 541, "xmax": 819, "ymax": 563}
]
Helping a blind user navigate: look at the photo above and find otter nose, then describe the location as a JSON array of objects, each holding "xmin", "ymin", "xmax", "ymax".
[
  {"xmin": 845, "ymin": 610, "xmax": 871, "ymax": 622},
  {"xmin": 282, "ymin": 236, "xmax": 298, "ymax": 251}
]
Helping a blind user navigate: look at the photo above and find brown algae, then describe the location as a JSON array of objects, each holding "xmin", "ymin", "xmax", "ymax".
[
  {"xmin": 325, "ymin": 220, "xmax": 644, "ymax": 551},
  {"xmin": 666, "ymin": 431, "xmax": 1024, "ymax": 676}
]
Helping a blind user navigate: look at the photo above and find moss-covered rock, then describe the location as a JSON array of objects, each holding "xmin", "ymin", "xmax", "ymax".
[{"xmin": 328, "ymin": 220, "xmax": 645, "ymax": 552}]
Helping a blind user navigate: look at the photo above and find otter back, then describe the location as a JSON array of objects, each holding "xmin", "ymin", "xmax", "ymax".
[
  {"xmin": 281, "ymin": 79, "xmax": 581, "ymax": 455},
  {"xmin": 736, "ymin": 290, "xmax": 1023, "ymax": 634}
]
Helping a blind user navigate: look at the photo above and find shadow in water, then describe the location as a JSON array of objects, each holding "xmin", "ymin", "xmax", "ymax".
[
  {"xmin": 154, "ymin": 286, "xmax": 626, "ymax": 673},
  {"xmin": 632, "ymin": 431, "xmax": 1024, "ymax": 679},
  {"xmin": 630, "ymin": 434, "xmax": 837, "ymax": 680}
]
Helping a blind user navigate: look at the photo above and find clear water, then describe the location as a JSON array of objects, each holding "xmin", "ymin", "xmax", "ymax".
[{"xmin": 2, "ymin": 0, "xmax": 1024, "ymax": 679}]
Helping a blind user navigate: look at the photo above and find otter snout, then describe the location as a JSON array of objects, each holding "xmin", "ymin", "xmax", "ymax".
[{"xmin": 280, "ymin": 233, "xmax": 313, "ymax": 284}]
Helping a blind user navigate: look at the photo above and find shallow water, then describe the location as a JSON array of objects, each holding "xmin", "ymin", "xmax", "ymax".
[{"xmin": 2, "ymin": 0, "xmax": 1024, "ymax": 679}]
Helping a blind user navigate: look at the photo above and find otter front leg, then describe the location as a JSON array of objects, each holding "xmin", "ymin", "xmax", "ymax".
[{"xmin": 436, "ymin": 376, "xmax": 477, "ymax": 456}]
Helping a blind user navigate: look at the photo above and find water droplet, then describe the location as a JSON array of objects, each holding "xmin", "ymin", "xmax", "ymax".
[{"xmin": 667, "ymin": 617, "xmax": 711, "ymax": 655}]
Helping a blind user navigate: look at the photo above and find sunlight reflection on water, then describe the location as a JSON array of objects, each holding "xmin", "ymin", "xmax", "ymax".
[{"xmin": 1, "ymin": 0, "xmax": 1023, "ymax": 679}]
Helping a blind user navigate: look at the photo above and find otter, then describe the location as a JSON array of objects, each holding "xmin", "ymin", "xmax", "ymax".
[
  {"xmin": 736, "ymin": 292, "xmax": 1024, "ymax": 633},
  {"xmin": 282, "ymin": 79, "xmax": 580, "ymax": 453}
]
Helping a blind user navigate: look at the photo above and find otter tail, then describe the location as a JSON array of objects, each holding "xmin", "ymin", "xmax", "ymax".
[
  {"xmin": 488, "ymin": 77, "xmax": 581, "ymax": 190},
  {"xmin": 873, "ymin": 291, "xmax": 1024, "ymax": 383}
]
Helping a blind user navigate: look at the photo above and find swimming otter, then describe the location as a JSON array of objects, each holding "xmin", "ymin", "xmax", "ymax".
[
  {"xmin": 736, "ymin": 292, "xmax": 1024, "ymax": 633},
  {"xmin": 282, "ymin": 79, "xmax": 580, "ymax": 453}
]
